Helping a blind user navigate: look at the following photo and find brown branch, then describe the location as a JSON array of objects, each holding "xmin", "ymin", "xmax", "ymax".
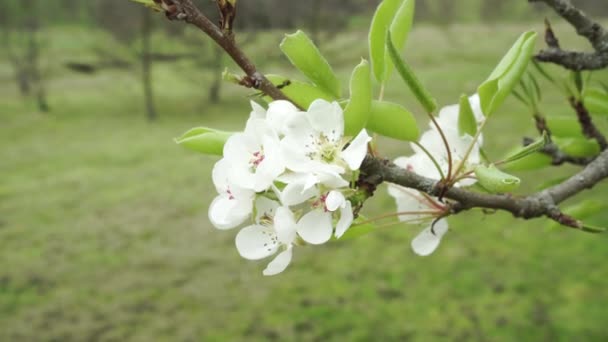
[
  {"xmin": 360, "ymin": 149, "xmax": 608, "ymax": 233},
  {"xmin": 569, "ymin": 97, "xmax": 608, "ymax": 150},
  {"xmin": 531, "ymin": 0, "xmax": 608, "ymax": 70},
  {"xmin": 156, "ymin": 0, "xmax": 296, "ymax": 106}
]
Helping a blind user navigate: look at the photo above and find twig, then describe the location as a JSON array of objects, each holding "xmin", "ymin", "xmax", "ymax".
[
  {"xmin": 530, "ymin": 0, "xmax": 608, "ymax": 70},
  {"xmin": 523, "ymin": 137, "xmax": 594, "ymax": 166},
  {"xmin": 360, "ymin": 149, "xmax": 608, "ymax": 233},
  {"xmin": 159, "ymin": 0, "xmax": 297, "ymax": 106},
  {"xmin": 569, "ymin": 97, "xmax": 608, "ymax": 150}
]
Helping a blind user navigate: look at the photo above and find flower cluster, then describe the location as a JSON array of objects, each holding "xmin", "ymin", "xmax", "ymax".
[
  {"xmin": 388, "ymin": 94, "xmax": 485, "ymax": 256},
  {"xmin": 209, "ymin": 99, "xmax": 371, "ymax": 275}
]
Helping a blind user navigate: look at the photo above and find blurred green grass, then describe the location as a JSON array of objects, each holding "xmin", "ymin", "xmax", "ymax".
[{"xmin": 1, "ymin": 22, "xmax": 608, "ymax": 341}]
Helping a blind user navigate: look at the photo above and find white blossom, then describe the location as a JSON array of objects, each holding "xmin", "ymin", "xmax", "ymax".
[
  {"xmin": 209, "ymin": 158, "xmax": 255, "ymax": 230},
  {"xmin": 235, "ymin": 197, "xmax": 297, "ymax": 276}
]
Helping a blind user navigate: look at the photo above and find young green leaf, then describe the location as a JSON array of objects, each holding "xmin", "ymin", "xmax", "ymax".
[
  {"xmin": 478, "ymin": 31, "xmax": 538, "ymax": 116},
  {"xmin": 367, "ymin": 100, "xmax": 420, "ymax": 141},
  {"xmin": 547, "ymin": 116, "xmax": 585, "ymax": 138},
  {"xmin": 265, "ymin": 74, "xmax": 334, "ymax": 109},
  {"xmin": 368, "ymin": 0, "xmax": 403, "ymax": 83},
  {"xmin": 501, "ymin": 131, "xmax": 550, "ymax": 164},
  {"xmin": 502, "ymin": 152, "xmax": 552, "ymax": 172},
  {"xmin": 175, "ymin": 127, "xmax": 233, "ymax": 156},
  {"xmin": 344, "ymin": 59, "xmax": 373, "ymax": 137},
  {"xmin": 280, "ymin": 30, "xmax": 341, "ymax": 98},
  {"xmin": 130, "ymin": 0, "xmax": 163, "ymax": 11},
  {"xmin": 553, "ymin": 137, "xmax": 601, "ymax": 157},
  {"xmin": 583, "ymin": 88, "xmax": 608, "ymax": 115},
  {"xmin": 387, "ymin": 31, "xmax": 437, "ymax": 113},
  {"xmin": 474, "ymin": 164, "xmax": 521, "ymax": 193},
  {"xmin": 458, "ymin": 94, "xmax": 477, "ymax": 136},
  {"xmin": 384, "ymin": 0, "xmax": 415, "ymax": 81}
]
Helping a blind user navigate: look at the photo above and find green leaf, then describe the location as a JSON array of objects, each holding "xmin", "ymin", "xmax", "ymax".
[
  {"xmin": 502, "ymin": 131, "xmax": 550, "ymax": 164},
  {"xmin": 474, "ymin": 164, "xmax": 521, "ymax": 193},
  {"xmin": 547, "ymin": 116, "xmax": 585, "ymax": 138},
  {"xmin": 344, "ymin": 59, "xmax": 373, "ymax": 137},
  {"xmin": 338, "ymin": 216, "xmax": 376, "ymax": 240},
  {"xmin": 535, "ymin": 176, "xmax": 570, "ymax": 191},
  {"xmin": 368, "ymin": 0, "xmax": 409, "ymax": 83},
  {"xmin": 280, "ymin": 30, "xmax": 341, "ymax": 98},
  {"xmin": 130, "ymin": 0, "xmax": 163, "ymax": 11},
  {"xmin": 385, "ymin": 0, "xmax": 415, "ymax": 81},
  {"xmin": 553, "ymin": 137, "xmax": 600, "ymax": 157},
  {"xmin": 175, "ymin": 127, "xmax": 233, "ymax": 156},
  {"xmin": 478, "ymin": 31, "xmax": 538, "ymax": 116},
  {"xmin": 502, "ymin": 152, "xmax": 552, "ymax": 172},
  {"xmin": 531, "ymin": 59, "xmax": 555, "ymax": 85},
  {"xmin": 458, "ymin": 94, "xmax": 477, "ymax": 136},
  {"xmin": 265, "ymin": 74, "xmax": 334, "ymax": 110},
  {"xmin": 548, "ymin": 200, "xmax": 607, "ymax": 232},
  {"xmin": 387, "ymin": 31, "xmax": 437, "ymax": 113},
  {"xmin": 367, "ymin": 100, "xmax": 420, "ymax": 141},
  {"xmin": 583, "ymin": 87, "xmax": 608, "ymax": 115}
]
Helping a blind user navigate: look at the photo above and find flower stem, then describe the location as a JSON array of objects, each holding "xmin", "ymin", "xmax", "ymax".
[
  {"xmin": 413, "ymin": 141, "xmax": 446, "ymax": 180},
  {"xmin": 427, "ymin": 113, "xmax": 453, "ymax": 181},
  {"xmin": 450, "ymin": 118, "xmax": 488, "ymax": 185}
]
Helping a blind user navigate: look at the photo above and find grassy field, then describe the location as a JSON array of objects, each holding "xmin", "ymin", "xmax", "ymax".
[{"xmin": 1, "ymin": 21, "xmax": 608, "ymax": 341}]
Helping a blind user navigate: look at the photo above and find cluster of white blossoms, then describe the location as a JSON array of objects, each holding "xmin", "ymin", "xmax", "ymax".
[
  {"xmin": 209, "ymin": 99, "xmax": 371, "ymax": 275},
  {"xmin": 388, "ymin": 94, "xmax": 485, "ymax": 256}
]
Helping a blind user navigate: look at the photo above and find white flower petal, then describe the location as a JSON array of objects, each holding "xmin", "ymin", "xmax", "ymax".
[
  {"xmin": 307, "ymin": 100, "xmax": 344, "ymax": 140},
  {"xmin": 468, "ymin": 93, "xmax": 485, "ymax": 122},
  {"xmin": 277, "ymin": 179, "xmax": 319, "ymax": 206},
  {"xmin": 266, "ymin": 100, "xmax": 300, "ymax": 135},
  {"xmin": 263, "ymin": 246, "xmax": 293, "ymax": 276},
  {"xmin": 386, "ymin": 184, "xmax": 433, "ymax": 222},
  {"xmin": 411, "ymin": 219, "xmax": 449, "ymax": 256},
  {"xmin": 208, "ymin": 193, "xmax": 252, "ymax": 230},
  {"xmin": 341, "ymin": 129, "xmax": 371, "ymax": 170},
  {"xmin": 235, "ymin": 225, "xmax": 279, "ymax": 260},
  {"xmin": 325, "ymin": 191, "xmax": 345, "ymax": 212},
  {"xmin": 249, "ymin": 100, "xmax": 267, "ymax": 120},
  {"xmin": 274, "ymin": 207, "xmax": 297, "ymax": 244},
  {"xmin": 335, "ymin": 200, "xmax": 354, "ymax": 238},
  {"xmin": 297, "ymin": 210, "xmax": 333, "ymax": 245},
  {"xmin": 253, "ymin": 197, "xmax": 279, "ymax": 223}
]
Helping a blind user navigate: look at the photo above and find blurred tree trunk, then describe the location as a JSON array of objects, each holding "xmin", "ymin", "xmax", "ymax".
[
  {"xmin": 25, "ymin": 9, "xmax": 50, "ymax": 113},
  {"xmin": 208, "ymin": 45, "xmax": 223, "ymax": 104},
  {"xmin": 141, "ymin": 8, "xmax": 157, "ymax": 121}
]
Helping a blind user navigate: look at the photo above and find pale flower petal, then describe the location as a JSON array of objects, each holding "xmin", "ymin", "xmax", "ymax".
[
  {"xmin": 411, "ymin": 219, "xmax": 449, "ymax": 256},
  {"xmin": 235, "ymin": 225, "xmax": 279, "ymax": 260},
  {"xmin": 249, "ymin": 100, "xmax": 267, "ymax": 120},
  {"xmin": 266, "ymin": 100, "xmax": 300, "ymax": 135},
  {"xmin": 297, "ymin": 210, "xmax": 333, "ymax": 245},
  {"xmin": 208, "ymin": 193, "xmax": 252, "ymax": 230},
  {"xmin": 335, "ymin": 200, "xmax": 354, "ymax": 238},
  {"xmin": 274, "ymin": 207, "xmax": 297, "ymax": 244},
  {"xmin": 325, "ymin": 190, "xmax": 345, "ymax": 212},
  {"xmin": 307, "ymin": 99, "xmax": 344, "ymax": 140},
  {"xmin": 263, "ymin": 246, "xmax": 293, "ymax": 276},
  {"xmin": 341, "ymin": 129, "xmax": 371, "ymax": 170}
]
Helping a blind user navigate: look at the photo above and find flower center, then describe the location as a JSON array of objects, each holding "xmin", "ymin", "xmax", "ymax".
[
  {"xmin": 249, "ymin": 150, "xmax": 265, "ymax": 171},
  {"xmin": 307, "ymin": 133, "xmax": 339, "ymax": 163},
  {"xmin": 312, "ymin": 193, "xmax": 330, "ymax": 212}
]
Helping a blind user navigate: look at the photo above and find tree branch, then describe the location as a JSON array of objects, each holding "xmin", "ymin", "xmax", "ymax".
[
  {"xmin": 360, "ymin": 149, "xmax": 608, "ymax": 233},
  {"xmin": 530, "ymin": 0, "xmax": 608, "ymax": 70},
  {"xmin": 158, "ymin": 0, "xmax": 297, "ymax": 106}
]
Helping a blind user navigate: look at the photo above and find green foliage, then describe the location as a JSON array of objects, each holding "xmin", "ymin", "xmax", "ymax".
[
  {"xmin": 474, "ymin": 164, "xmax": 521, "ymax": 193},
  {"xmin": 367, "ymin": 100, "xmax": 420, "ymax": 141},
  {"xmin": 478, "ymin": 31, "xmax": 538, "ymax": 116},
  {"xmin": 458, "ymin": 94, "xmax": 477, "ymax": 136},
  {"xmin": 338, "ymin": 216, "xmax": 376, "ymax": 240},
  {"xmin": 368, "ymin": 0, "xmax": 415, "ymax": 83},
  {"xmin": 501, "ymin": 131, "xmax": 549, "ymax": 165},
  {"xmin": 266, "ymin": 75, "xmax": 334, "ymax": 109},
  {"xmin": 583, "ymin": 87, "xmax": 608, "ymax": 116},
  {"xmin": 343, "ymin": 60, "xmax": 373, "ymax": 137},
  {"xmin": 175, "ymin": 127, "xmax": 233, "ymax": 156},
  {"xmin": 130, "ymin": 0, "xmax": 163, "ymax": 11},
  {"xmin": 387, "ymin": 31, "xmax": 437, "ymax": 113},
  {"xmin": 501, "ymin": 152, "xmax": 552, "ymax": 172},
  {"xmin": 547, "ymin": 116, "xmax": 585, "ymax": 138},
  {"xmin": 280, "ymin": 30, "xmax": 341, "ymax": 98},
  {"xmin": 553, "ymin": 137, "xmax": 600, "ymax": 157}
]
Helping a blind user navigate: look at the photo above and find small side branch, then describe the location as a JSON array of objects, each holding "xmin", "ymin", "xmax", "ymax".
[
  {"xmin": 531, "ymin": 0, "xmax": 608, "ymax": 70},
  {"xmin": 158, "ymin": 0, "xmax": 296, "ymax": 106},
  {"xmin": 569, "ymin": 97, "xmax": 608, "ymax": 150}
]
